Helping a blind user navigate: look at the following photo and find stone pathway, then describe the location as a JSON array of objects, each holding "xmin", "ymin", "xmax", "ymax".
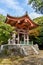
[
  {"xmin": 0, "ymin": 56, "xmax": 43, "ymax": 65},
  {"xmin": 0, "ymin": 50, "xmax": 43, "ymax": 65}
]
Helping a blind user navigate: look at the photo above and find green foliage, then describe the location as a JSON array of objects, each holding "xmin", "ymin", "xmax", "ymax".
[
  {"xmin": 0, "ymin": 22, "xmax": 15, "ymax": 45},
  {"xmin": 28, "ymin": 0, "xmax": 43, "ymax": 14},
  {"xmin": 38, "ymin": 26, "xmax": 43, "ymax": 45},
  {"xmin": 32, "ymin": 17, "xmax": 43, "ymax": 45},
  {"xmin": 33, "ymin": 16, "xmax": 43, "ymax": 26},
  {"xmin": 0, "ymin": 14, "xmax": 6, "ymax": 22}
]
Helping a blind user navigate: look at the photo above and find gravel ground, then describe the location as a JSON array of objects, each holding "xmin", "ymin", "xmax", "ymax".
[{"xmin": 0, "ymin": 50, "xmax": 43, "ymax": 65}]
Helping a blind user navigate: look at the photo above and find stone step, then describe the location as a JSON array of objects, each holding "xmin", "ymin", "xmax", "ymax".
[{"xmin": 21, "ymin": 45, "xmax": 39, "ymax": 55}]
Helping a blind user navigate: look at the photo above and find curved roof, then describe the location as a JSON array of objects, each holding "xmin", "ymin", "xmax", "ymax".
[{"xmin": 5, "ymin": 13, "xmax": 39, "ymax": 30}]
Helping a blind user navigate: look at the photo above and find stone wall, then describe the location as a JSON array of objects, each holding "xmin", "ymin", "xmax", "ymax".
[{"xmin": 0, "ymin": 44, "xmax": 39, "ymax": 56}]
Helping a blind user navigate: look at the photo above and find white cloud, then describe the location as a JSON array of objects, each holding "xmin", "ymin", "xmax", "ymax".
[
  {"xmin": 24, "ymin": 0, "xmax": 28, "ymax": 4},
  {"xmin": 29, "ymin": 12, "xmax": 43, "ymax": 19},
  {"xmin": 0, "ymin": 0, "xmax": 26, "ymax": 16},
  {"xmin": 0, "ymin": 8, "xmax": 7, "ymax": 16},
  {"xmin": 0, "ymin": 0, "xmax": 24, "ymax": 12},
  {"xmin": 0, "ymin": 0, "xmax": 43, "ymax": 19}
]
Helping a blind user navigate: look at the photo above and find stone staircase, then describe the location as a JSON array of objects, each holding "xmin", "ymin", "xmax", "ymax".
[
  {"xmin": 0, "ymin": 44, "xmax": 39, "ymax": 56},
  {"xmin": 21, "ymin": 45, "xmax": 39, "ymax": 55}
]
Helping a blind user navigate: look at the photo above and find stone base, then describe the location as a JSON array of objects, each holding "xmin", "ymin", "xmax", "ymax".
[{"xmin": 0, "ymin": 44, "xmax": 39, "ymax": 56}]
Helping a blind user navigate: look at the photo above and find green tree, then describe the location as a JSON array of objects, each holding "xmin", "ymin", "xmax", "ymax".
[
  {"xmin": 33, "ymin": 26, "xmax": 43, "ymax": 45},
  {"xmin": 0, "ymin": 22, "xmax": 15, "ymax": 45},
  {"xmin": 0, "ymin": 14, "xmax": 6, "ymax": 22},
  {"xmin": 28, "ymin": 0, "xmax": 43, "ymax": 14},
  {"xmin": 33, "ymin": 16, "xmax": 43, "ymax": 26},
  {"xmin": 29, "ymin": 16, "xmax": 43, "ymax": 45}
]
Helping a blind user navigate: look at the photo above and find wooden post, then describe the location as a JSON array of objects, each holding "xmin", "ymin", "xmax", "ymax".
[
  {"xmin": 24, "ymin": 34, "xmax": 25, "ymax": 44},
  {"xmin": 27, "ymin": 34, "xmax": 29, "ymax": 45},
  {"xmin": 12, "ymin": 33, "xmax": 16, "ymax": 44},
  {"xmin": 18, "ymin": 33, "xmax": 19, "ymax": 44}
]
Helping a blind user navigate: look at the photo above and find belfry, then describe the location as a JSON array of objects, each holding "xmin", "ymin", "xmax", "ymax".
[{"xmin": 5, "ymin": 12, "xmax": 38, "ymax": 45}]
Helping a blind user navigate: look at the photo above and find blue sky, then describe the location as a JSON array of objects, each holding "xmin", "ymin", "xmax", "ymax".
[{"xmin": 0, "ymin": 0, "xmax": 43, "ymax": 19}]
